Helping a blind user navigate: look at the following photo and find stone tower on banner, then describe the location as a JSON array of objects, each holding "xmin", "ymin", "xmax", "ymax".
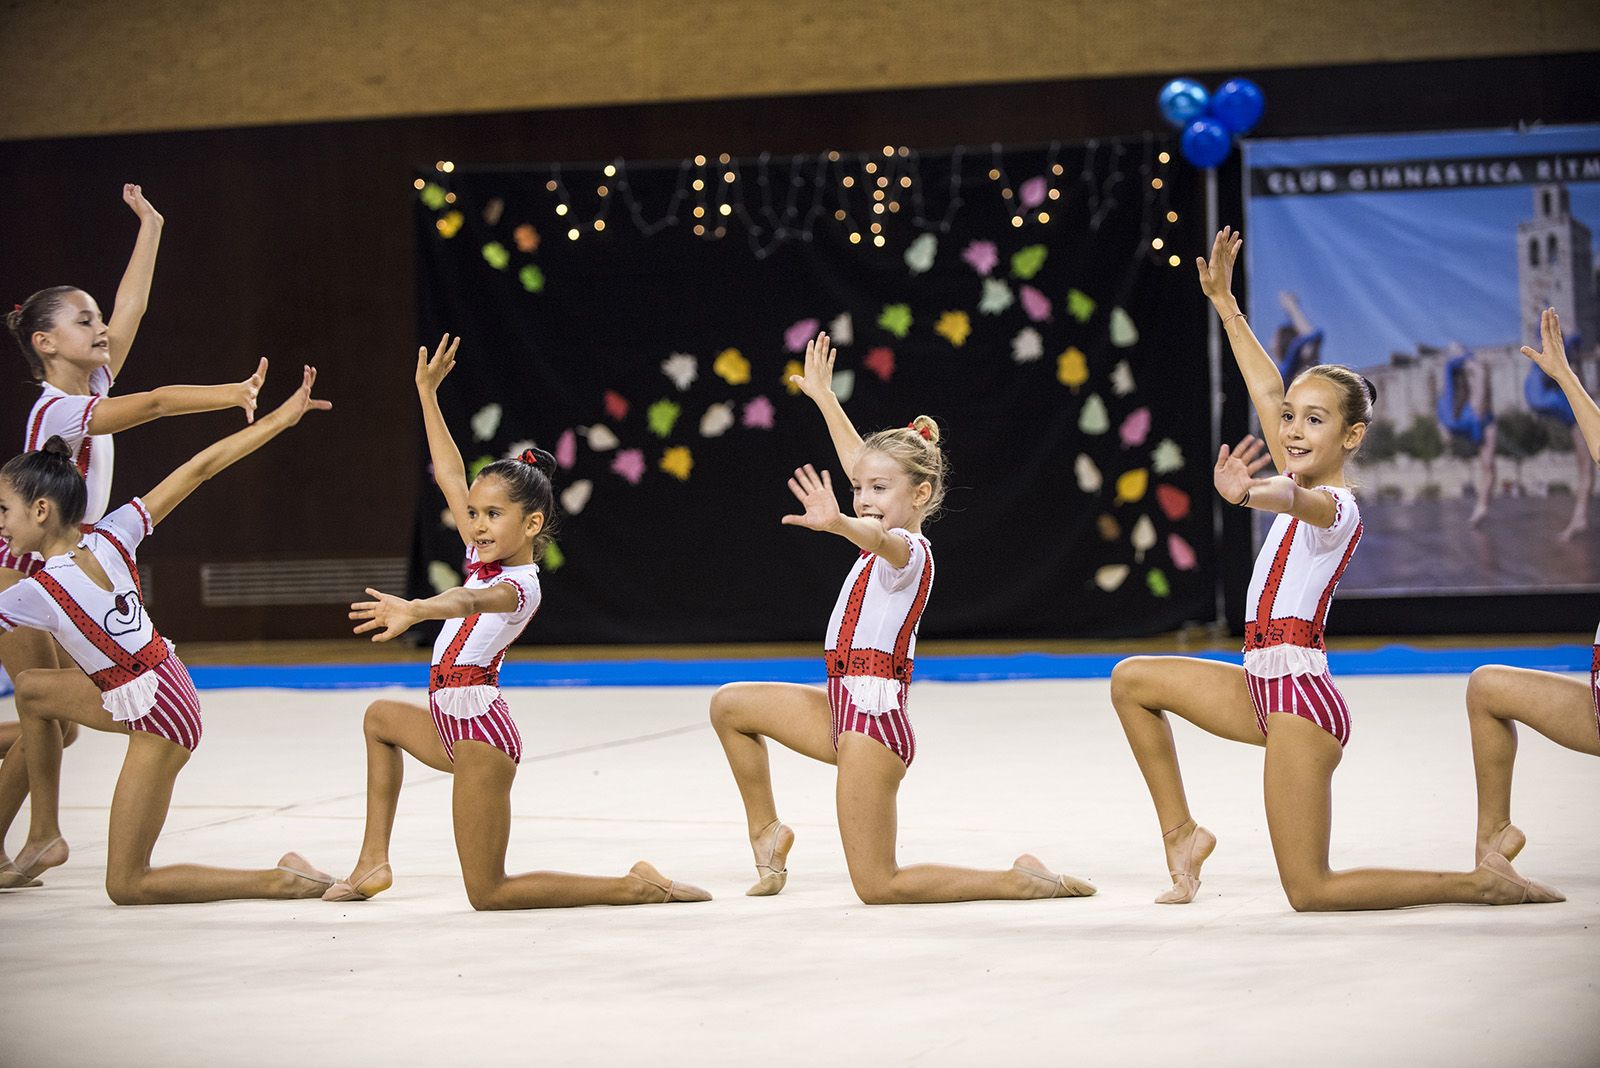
[{"xmin": 1517, "ymin": 183, "xmax": 1599, "ymax": 347}]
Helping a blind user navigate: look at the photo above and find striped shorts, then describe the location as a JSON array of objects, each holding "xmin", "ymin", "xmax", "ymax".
[
  {"xmin": 429, "ymin": 692, "xmax": 523, "ymax": 765},
  {"xmin": 828, "ymin": 677, "xmax": 916, "ymax": 769},
  {"xmin": 126, "ymin": 654, "xmax": 204, "ymax": 752},
  {"xmin": 1246, "ymin": 669, "xmax": 1351, "ymax": 748}
]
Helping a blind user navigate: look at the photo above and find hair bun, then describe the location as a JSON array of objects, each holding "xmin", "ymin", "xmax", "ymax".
[
  {"xmin": 520, "ymin": 446, "xmax": 557, "ymax": 474},
  {"xmin": 907, "ymin": 415, "xmax": 940, "ymax": 446},
  {"xmin": 1360, "ymin": 376, "xmax": 1378, "ymax": 405},
  {"xmin": 41, "ymin": 434, "xmax": 74, "ymax": 460}
]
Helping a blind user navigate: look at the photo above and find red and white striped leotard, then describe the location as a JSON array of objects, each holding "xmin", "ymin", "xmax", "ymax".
[
  {"xmin": 1242, "ymin": 484, "xmax": 1362, "ymax": 745},
  {"xmin": 0, "ymin": 499, "xmax": 201, "ymax": 749},
  {"xmin": 822, "ymin": 529, "xmax": 934, "ymax": 766},
  {"xmin": 426, "ymin": 546, "xmax": 541, "ymax": 764},
  {"xmin": 0, "ymin": 367, "xmax": 116, "ymax": 576}
]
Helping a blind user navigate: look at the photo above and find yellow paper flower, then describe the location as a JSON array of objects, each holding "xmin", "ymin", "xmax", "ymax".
[
  {"xmin": 714, "ymin": 347, "xmax": 751, "ymax": 386},
  {"xmin": 436, "ymin": 210, "xmax": 464, "ymax": 238},
  {"xmin": 660, "ymin": 445, "xmax": 694, "ymax": 481},
  {"xmin": 782, "ymin": 359, "xmax": 804, "ymax": 394},
  {"xmin": 934, "ymin": 310, "xmax": 971, "ymax": 348},
  {"xmin": 1057, "ymin": 346, "xmax": 1088, "ymax": 391},
  {"xmin": 1115, "ymin": 468, "xmax": 1149, "ymax": 505}
]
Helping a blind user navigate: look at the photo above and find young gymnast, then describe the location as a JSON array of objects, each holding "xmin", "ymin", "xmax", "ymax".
[
  {"xmin": 1467, "ymin": 307, "xmax": 1600, "ymax": 864},
  {"xmin": 0, "ymin": 365, "xmax": 334, "ymax": 904},
  {"xmin": 1109, "ymin": 228, "xmax": 1563, "ymax": 910},
  {"xmin": 318, "ymin": 335, "xmax": 708, "ymax": 910},
  {"xmin": 709, "ymin": 330, "xmax": 1095, "ymax": 904},
  {"xmin": 0, "ymin": 184, "xmax": 269, "ymax": 888}
]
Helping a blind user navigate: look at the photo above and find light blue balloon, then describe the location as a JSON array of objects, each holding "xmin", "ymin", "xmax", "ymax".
[
  {"xmin": 1180, "ymin": 119, "xmax": 1232, "ymax": 168},
  {"xmin": 1158, "ymin": 78, "xmax": 1210, "ymax": 129},
  {"xmin": 1211, "ymin": 78, "xmax": 1265, "ymax": 135}
]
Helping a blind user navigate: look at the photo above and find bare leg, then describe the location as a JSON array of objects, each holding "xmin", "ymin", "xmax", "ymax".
[
  {"xmin": 1263, "ymin": 714, "xmax": 1560, "ymax": 910},
  {"xmin": 1110, "ymin": 656, "xmax": 1262, "ymax": 901},
  {"xmin": 1466, "ymin": 666, "xmax": 1600, "ymax": 864},
  {"xmin": 709, "ymin": 682, "xmax": 836, "ymax": 893},
  {"xmin": 0, "ymin": 592, "xmax": 85, "ymax": 866},
  {"xmin": 833, "ymin": 733, "xmax": 1091, "ymax": 904},
  {"xmin": 450, "ymin": 740, "xmax": 707, "ymax": 910},
  {"xmin": 103, "ymin": 733, "xmax": 331, "ymax": 904},
  {"xmin": 1561, "ymin": 425, "xmax": 1593, "ymax": 541},
  {"xmin": 323, "ymin": 699, "xmax": 453, "ymax": 900}
]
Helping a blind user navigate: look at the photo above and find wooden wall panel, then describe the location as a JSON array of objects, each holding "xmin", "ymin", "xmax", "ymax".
[{"xmin": 1, "ymin": 0, "xmax": 1596, "ymax": 140}]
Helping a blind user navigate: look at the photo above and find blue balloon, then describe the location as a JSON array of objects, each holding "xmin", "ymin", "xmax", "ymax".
[
  {"xmin": 1181, "ymin": 119, "xmax": 1232, "ymax": 168},
  {"xmin": 1211, "ymin": 77, "xmax": 1265, "ymax": 135},
  {"xmin": 1158, "ymin": 78, "xmax": 1210, "ymax": 128}
]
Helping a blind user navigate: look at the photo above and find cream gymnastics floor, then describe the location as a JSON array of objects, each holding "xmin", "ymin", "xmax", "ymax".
[{"xmin": 2, "ymin": 675, "xmax": 1596, "ymax": 1066}]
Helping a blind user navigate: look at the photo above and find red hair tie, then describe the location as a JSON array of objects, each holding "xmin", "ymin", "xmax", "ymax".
[
  {"xmin": 519, "ymin": 448, "xmax": 542, "ymax": 468},
  {"xmin": 10, "ymin": 303, "xmax": 20, "ymax": 314},
  {"xmin": 907, "ymin": 420, "xmax": 932, "ymax": 441}
]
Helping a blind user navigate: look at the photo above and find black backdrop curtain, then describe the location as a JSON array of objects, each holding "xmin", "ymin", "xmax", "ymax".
[{"xmin": 411, "ymin": 138, "xmax": 1215, "ymax": 644}]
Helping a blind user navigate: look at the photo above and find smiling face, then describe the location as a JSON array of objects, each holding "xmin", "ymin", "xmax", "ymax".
[
  {"xmin": 465, "ymin": 474, "xmax": 544, "ymax": 566},
  {"xmin": 851, "ymin": 449, "xmax": 932, "ymax": 533},
  {"xmin": 0, "ymin": 477, "xmax": 51, "ymax": 556},
  {"xmin": 31, "ymin": 289, "xmax": 109, "ymax": 375},
  {"xmin": 1278, "ymin": 376, "xmax": 1366, "ymax": 483}
]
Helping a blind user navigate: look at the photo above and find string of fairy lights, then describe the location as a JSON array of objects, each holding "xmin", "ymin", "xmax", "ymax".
[{"xmin": 415, "ymin": 134, "xmax": 1183, "ymax": 266}]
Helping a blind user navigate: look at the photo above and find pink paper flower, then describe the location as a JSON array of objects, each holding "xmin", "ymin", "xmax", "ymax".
[
  {"xmin": 742, "ymin": 395, "xmax": 775, "ymax": 429},
  {"xmin": 611, "ymin": 448, "xmax": 646, "ymax": 485},
  {"xmin": 962, "ymin": 240, "xmax": 999, "ymax": 276}
]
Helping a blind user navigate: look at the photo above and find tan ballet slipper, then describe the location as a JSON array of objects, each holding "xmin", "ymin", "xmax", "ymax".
[
  {"xmin": 1012, "ymin": 854, "xmax": 1097, "ymax": 898},
  {"xmin": 322, "ymin": 862, "xmax": 393, "ymax": 902},
  {"xmin": 629, "ymin": 861, "xmax": 711, "ymax": 903},
  {"xmin": 1480, "ymin": 853, "xmax": 1565, "ymax": 904},
  {"xmin": 746, "ymin": 820, "xmax": 792, "ymax": 897},
  {"xmin": 1155, "ymin": 823, "xmax": 1216, "ymax": 905}
]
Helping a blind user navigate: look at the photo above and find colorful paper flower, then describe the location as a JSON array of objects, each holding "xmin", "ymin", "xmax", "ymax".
[
  {"xmin": 905, "ymin": 233, "xmax": 937, "ymax": 275},
  {"xmin": 603, "ymin": 390, "xmax": 629, "ymax": 423},
  {"xmin": 865, "ymin": 347, "xmax": 895, "ymax": 382},
  {"xmin": 833, "ymin": 369, "xmax": 857, "ymax": 403},
  {"xmin": 419, "ymin": 183, "xmax": 447, "ymax": 210},
  {"xmin": 1110, "ymin": 306, "xmax": 1139, "ymax": 347},
  {"xmin": 700, "ymin": 402, "xmax": 735, "ymax": 438},
  {"xmin": 830, "ymin": 312, "xmax": 854, "ymax": 346},
  {"xmin": 1146, "ymin": 568, "xmax": 1171, "ymax": 597},
  {"xmin": 1168, "ymin": 533, "xmax": 1197, "ymax": 571},
  {"xmin": 467, "ymin": 455, "xmax": 495, "ymax": 480},
  {"xmin": 1110, "ymin": 360, "xmax": 1135, "ymax": 396},
  {"xmin": 713, "ymin": 348, "xmax": 751, "ymax": 386},
  {"xmin": 483, "ymin": 198, "xmax": 505, "ymax": 225},
  {"xmin": 979, "ymin": 278, "xmax": 1014, "ymax": 315},
  {"xmin": 518, "ymin": 264, "xmax": 545, "ymax": 293},
  {"xmin": 1094, "ymin": 564, "xmax": 1130, "ymax": 592},
  {"xmin": 1067, "ymin": 288, "xmax": 1096, "ymax": 323},
  {"xmin": 1078, "ymin": 393, "xmax": 1110, "ymax": 434},
  {"xmin": 542, "ymin": 541, "xmax": 565, "ymax": 571},
  {"xmin": 877, "ymin": 304, "xmax": 913, "ymax": 339},
  {"xmin": 1074, "ymin": 454, "xmax": 1102, "ymax": 493},
  {"xmin": 782, "ymin": 359, "xmax": 804, "ymax": 394},
  {"xmin": 934, "ymin": 310, "xmax": 971, "ymax": 348},
  {"xmin": 1097, "ymin": 514, "xmax": 1121, "ymax": 541},
  {"xmin": 436, "ymin": 210, "xmax": 464, "ymax": 238},
  {"xmin": 1131, "ymin": 514, "xmax": 1156, "ymax": 561},
  {"xmin": 1156, "ymin": 484, "xmax": 1191, "ymax": 521},
  {"xmin": 585, "ymin": 424, "xmax": 619, "ymax": 451},
  {"xmin": 1012, "ymin": 327, "xmax": 1043, "ymax": 364},
  {"xmin": 611, "ymin": 448, "xmax": 646, "ymax": 484},
  {"xmin": 470, "ymin": 403, "xmax": 502, "ymax": 441},
  {"xmin": 1057, "ymin": 347, "xmax": 1088, "ymax": 391},
  {"xmin": 428, "ymin": 560, "xmax": 462, "ymax": 593},
  {"xmin": 647, "ymin": 399, "xmax": 681, "ymax": 437},
  {"xmin": 660, "ymin": 446, "xmax": 694, "ymax": 481},
  {"xmin": 963, "ymin": 240, "xmax": 999, "ymax": 276},
  {"xmin": 785, "ymin": 318, "xmax": 821, "ymax": 352},
  {"xmin": 1115, "ymin": 467, "xmax": 1149, "ymax": 504},
  {"xmin": 1010, "ymin": 244, "xmax": 1047, "ymax": 280},
  {"xmin": 513, "ymin": 223, "xmax": 540, "ymax": 253},
  {"xmin": 661, "ymin": 353, "xmax": 698, "ymax": 391},
  {"xmin": 560, "ymin": 479, "xmax": 593, "ymax": 515},
  {"xmin": 481, "ymin": 242, "xmax": 510, "ymax": 270},
  {"xmin": 1151, "ymin": 439, "xmax": 1184, "ymax": 474},
  {"xmin": 1119, "ymin": 407, "xmax": 1152, "ymax": 449},
  {"xmin": 742, "ymin": 395, "xmax": 775, "ymax": 429},
  {"xmin": 1020, "ymin": 285, "xmax": 1052, "ymax": 322},
  {"xmin": 1019, "ymin": 175, "xmax": 1048, "ymax": 210}
]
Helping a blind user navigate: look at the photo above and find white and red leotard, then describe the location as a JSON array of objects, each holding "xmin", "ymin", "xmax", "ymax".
[
  {"xmin": 822, "ymin": 528, "xmax": 934, "ymax": 766},
  {"xmin": 1241, "ymin": 484, "xmax": 1363, "ymax": 746},
  {"xmin": 426, "ymin": 546, "xmax": 542, "ymax": 764},
  {"xmin": 0, "ymin": 367, "xmax": 116, "ymax": 576}
]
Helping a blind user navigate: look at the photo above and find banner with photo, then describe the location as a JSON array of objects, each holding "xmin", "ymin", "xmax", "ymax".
[{"xmin": 1243, "ymin": 125, "xmax": 1600, "ymax": 596}]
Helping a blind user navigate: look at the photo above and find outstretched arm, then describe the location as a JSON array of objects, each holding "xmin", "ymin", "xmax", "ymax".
[
  {"xmin": 106, "ymin": 184, "xmax": 164, "ymax": 379},
  {"xmin": 416, "ymin": 334, "xmax": 473, "ymax": 546},
  {"xmin": 788, "ymin": 331, "xmax": 865, "ymax": 478},
  {"xmin": 139, "ymin": 365, "xmax": 331, "ymax": 526},
  {"xmin": 1523, "ymin": 307, "xmax": 1600, "ymax": 465},
  {"xmin": 1213, "ymin": 434, "xmax": 1337, "ymax": 528},
  {"xmin": 349, "ymin": 582, "xmax": 520, "ymax": 642},
  {"xmin": 1199, "ymin": 228, "xmax": 1288, "ymax": 473},
  {"xmin": 780, "ymin": 464, "xmax": 912, "ymax": 567},
  {"xmin": 87, "ymin": 357, "xmax": 267, "ymax": 434}
]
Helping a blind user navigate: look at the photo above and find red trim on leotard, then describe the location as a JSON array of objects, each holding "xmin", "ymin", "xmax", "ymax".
[
  {"xmin": 826, "ymin": 552, "xmax": 878, "ymax": 677},
  {"xmin": 27, "ymin": 398, "xmax": 62, "ymax": 450},
  {"xmin": 430, "ymin": 613, "xmax": 498, "ymax": 690},
  {"xmin": 95, "ymin": 528, "xmax": 143, "ymax": 595},
  {"xmin": 888, "ymin": 543, "xmax": 933, "ymax": 682},
  {"xmin": 32, "ymin": 571, "xmax": 168, "ymax": 690},
  {"xmin": 1244, "ymin": 511, "xmax": 1362, "ymax": 653}
]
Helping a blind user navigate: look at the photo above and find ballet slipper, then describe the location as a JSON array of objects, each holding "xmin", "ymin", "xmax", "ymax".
[
  {"xmin": 8, "ymin": 835, "xmax": 67, "ymax": 882},
  {"xmin": 1480, "ymin": 853, "xmax": 1565, "ymax": 905},
  {"xmin": 746, "ymin": 820, "xmax": 792, "ymax": 897},
  {"xmin": 275, "ymin": 852, "xmax": 335, "ymax": 896},
  {"xmin": 629, "ymin": 861, "xmax": 711, "ymax": 903},
  {"xmin": 1155, "ymin": 823, "xmax": 1216, "ymax": 905},
  {"xmin": 321, "ymin": 862, "xmax": 393, "ymax": 902},
  {"xmin": 1475, "ymin": 823, "xmax": 1525, "ymax": 866},
  {"xmin": 0, "ymin": 859, "xmax": 42, "ymax": 889},
  {"xmin": 1012, "ymin": 854, "xmax": 1096, "ymax": 898}
]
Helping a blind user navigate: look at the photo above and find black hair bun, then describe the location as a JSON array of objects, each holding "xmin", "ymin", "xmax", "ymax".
[
  {"xmin": 41, "ymin": 435, "xmax": 74, "ymax": 460},
  {"xmin": 519, "ymin": 446, "xmax": 558, "ymax": 474}
]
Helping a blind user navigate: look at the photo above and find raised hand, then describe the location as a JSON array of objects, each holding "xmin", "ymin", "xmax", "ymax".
[
  {"xmin": 1196, "ymin": 227, "xmax": 1243, "ymax": 306},
  {"xmin": 1214, "ymin": 434, "xmax": 1273, "ymax": 504},
  {"xmin": 350, "ymin": 587, "xmax": 421, "ymax": 642},
  {"xmin": 234, "ymin": 358, "xmax": 267, "ymax": 423},
  {"xmin": 787, "ymin": 331, "xmax": 836, "ymax": 402},
  {"xmin": 416, "ymin": 333, "xmax": 461, "ymax": 393},
  {"xmin": 1520, "ymin": 307, "xmax": 1573, "ymax": 379},
  {"xmin": 268, "ymin": 365, "xmax": 333, "ymax": 427},
  {"xmin": 121, "ymin": 183, "xmax": 163, "ymax": 226},
  {"xmin": 780, "ymin": 464, "xmax": 842, "ymax": 532}
]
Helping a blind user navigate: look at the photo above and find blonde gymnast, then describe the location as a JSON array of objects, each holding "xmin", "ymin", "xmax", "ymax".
[{"xmin": 710, "ymin": 330, "xmax": 1096, "ymax": 904}]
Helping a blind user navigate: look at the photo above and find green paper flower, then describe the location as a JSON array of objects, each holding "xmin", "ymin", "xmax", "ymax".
[
  {"xmin": 878, "ymin": 303, "xmax": 913, "ymax": 339},
  {"xmin": 467, "ymin": 455, "xmax": 496, "ymax": 480},
  {"xmin": 647, "ymin": 398, "xmax": 681, "ymax": 438},
  {"xmin": 543, "ymin": 540, "xmax": 565, "ymax": 571},
  {"xmin": 1067, "ymin": 288, "xmax": 1096, "ymax": 323},
  {"xmin": 1146, "ymin": 568, "xmax": 1171, "ymax": 598},
  {"xmin": 519, "ymin": 264, "xmax": 545, "ymax": 293},
  {"xmin": 1010, "ymin": 245, "xmax": 1048, "ymax": 280},
  {"xmin": 482, "ymin": 242, "xmax": 510, "ymax": 270},
  {"xmin": 420, "ymin": 183, "xmax": 447, "ymax": 210}
]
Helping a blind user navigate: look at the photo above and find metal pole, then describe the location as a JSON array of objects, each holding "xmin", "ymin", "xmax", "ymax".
[{"xmin": 1206, "ymin": 166, "xmax": 1226, "ymax": 627}]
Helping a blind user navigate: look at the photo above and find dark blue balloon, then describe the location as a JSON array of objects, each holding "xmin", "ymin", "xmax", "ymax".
[
  {"xmin": 1211, "ymin": 77, "xmax": 1265, "ymax": 134},
  {"xmin": 1158, "ymin": 78, "xmax": 1210, "ymax": 128},
  {"xmin": 1181, "ymin": 119, "xmax": 1232, "ymax": 168}
]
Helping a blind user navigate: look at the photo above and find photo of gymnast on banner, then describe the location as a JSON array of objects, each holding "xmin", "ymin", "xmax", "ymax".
[{"xmin": 1243, "ymin": 125, "xmax": 1600, "ymax": 596}]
